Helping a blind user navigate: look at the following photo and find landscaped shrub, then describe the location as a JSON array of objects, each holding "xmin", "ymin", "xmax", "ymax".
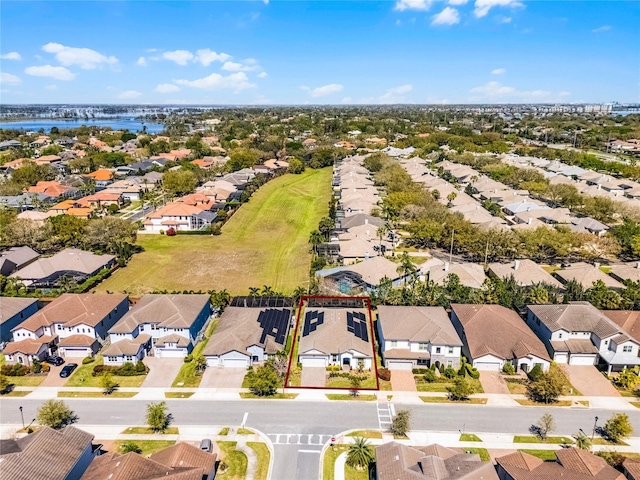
[
  {"xmin": 165, "ymin": 227, "xmax": 176, "ymax": 236},
  {"xmin": 82, "ymin": 356, "xmax": 95, "ymax": 365},
  {"xmin": 1, "ymin": 364, "xmax": 30, "ymax": 376},
  {"xmin": 135, "ymin": 361, "xmax": 146, "ymax": 373},
  {"xmin": 378, "ymin": 368, "xmax": 391, "ymax": 381},
  {"xmin": 465, "ymin": 364, "xmax": 480, "ymax": 379},
  {"xmin": 41, "ymin": 363, "xmax": 50, "ymax": 373},
  {"xmin": 92, "ymin": 363, "xmax": 147, "ymax": 377},
  {"xmin": 528, "ymin": 364, "xmax": 544, "ymax": 382},
  {"xmin": 326, "ymin": 365, "xmax": 341, "ymax": 372},
  {"xmin": 183, "ymin": 355, "xmax": 193, "ymax": 363},
  {"xmin": 32, "ymin": 359, "xmax": 42, "ymax": 374},
  {"xmin": 443, "ymin": 367, "xmax": 457, "ymax": 379},
  {"xmin": 412, "ymin": 368, "xmax": 430, "ymax": 374},
  {"xmin": 502, "ymin": 363, "xmax": 516, "ymax": 375},
  {"xmin": 423, "ymin": 369, "xmax": 436, "ymax": 383}
]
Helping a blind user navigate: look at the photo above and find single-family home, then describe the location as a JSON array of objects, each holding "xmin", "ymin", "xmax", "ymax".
[
  {"xmin": 0, "ymin": 246, "xmax": 40, "ymax": 276},
  {"xmin": 108, "ymin": 294, "xmax": 211, "ymax": 360},
  {"xmin": 526, "ymin": 302, "xmax": 640, "ymax": 373},
  {"xmin": 450, "ymin": 304, "xmax": 551, "ymax": 373},
  {"xmin": 624, "ymin": 458, "xmax": 640, "ymax": 480},
  {"xmin": 10, "ymin": 248, "xmax": 116, "ymax": 289},
  {"xmin": 488, "ymin": 259, "xmax": 564, "ymax": 289},
  {"xmin": 0, "ymin": 139, "xmax": 22, "ymax": 151},
  {"xmin": 3, "ymin": 336, "xmax": 57, "ymax": 366},
  {"xmin": 377, "ymin": 306, "xmax": 463, "ymax": 370},
  {"xmin": 203, "ymin": 306, "xmax": 291, "ymax": 367},
  {"xmin": 601, "ymin": 310, "xmax": 640, "ymax": 345},
  {"xmin": 28, "ymin": 181, "xmax": 80, "ymax": 199},
  {"xmin": 376, "ymin": 442, "xmax": 499, "ymax": 480},
  {"xmin": 428, "ymin": 262, "xmax": 487, "ymax": 289},
  {"xmin": 609, "ymin": 263, "xmax": 640, "ymax": 284},
  {"xmin": 316, "ymin": 256, "xmax": 412, "ymax": 294},
  {"xmin": 0, "ymin": 297, "xmax": 39, "ymax": 344},
  {"xmin": 100, "ymin": 335, "xmax": 151, "ymax": 366},
  {"xmin": 569, "ymin": 217, "xmax": 609, "ymax": 236},
  {"xmin": 554, "ymin": 262, "xmax": 624, "ymax": 291},
  {"xmin": 297, "ymin": 306, "xmax": 374, "ymax": 369},
  {"xmin": 85, "ymin": 169, "xmax": 115, "ymax": 189}
]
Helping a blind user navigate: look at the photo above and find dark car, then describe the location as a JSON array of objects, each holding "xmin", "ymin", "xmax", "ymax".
[
  {"xmin": 46, "ymin": 356, "xmax": 65, "ymax": 366},
  {"xmin": 59, "ymin": 363, "xmax": 78, "ymax": 378}
]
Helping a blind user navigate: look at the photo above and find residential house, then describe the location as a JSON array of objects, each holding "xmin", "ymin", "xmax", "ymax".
[
  {"xmin": 28, "ymin": 181, "xmax": 80, "ymax": 199},
  {"xmin": 496, "ymin": 448, "xmax": 624, "ymax": 480},
  {"xmin": 569, "ymin": 217, "xmax": 609, "ymax": 236},
  {"xmin": 85, "ymin": 169, "xmax": 114, "ymax": 189},
  {"xmin": 105, "ymin": 179, "xmax": 142, "ymax": 201},
  {"xmin": 142, "ymin": 201, "xmax": 217, "ymax": 233},
  {"xmin": 0, "ymin": 297, "xmax": 39, "ymax": 344},
  {"xmin": 488, "ymin": 259, "xmax": 564, "ymax": 289},
  {"xmin": 376, "ymin": 442, "xmax": 498, "ymax": 480},
  {"xmin": 0, "ymin": 246, "xmax": 39, "ymax": 276},
  {"xmin": 0, "ymin": 426, "xmax": 97, "ymax": 480},
  {"xmin": 108, "ymin": 294, "xmax": 211, "ymax": 361},
  {"xmin": 554, "ymin": 262, "xmax": 624, "ymax": 291},
  {"xmin": 0, "ymin": 139, "xmax": 22, "ymax": 150},
  {"xmin": 450, "ymin": 304, "xmax": 551, "ymax": 372},
  {"xmin": 335, "ymin": 213, "xmax": 384, "ymax": 231},
  {"xmin": 76, "ymin": 191, "xmax": 124, "ymax": 210},
  {"xmin": 316, "ymin": 256, "xmax": 414, "ymax": 293},
  {"xmin": 203, "ymin": 306, "xmax": 291, "ymax": 367},
  {"xmin": 3, "ymin": 336, "xmax": 57, "ymax": 365},
  {"xmin": 16, "ymin": 209, "xmax": 56, "ymax": 224},
  {"xmin": 601, "ymin": 310, "xmax": 640, "ymax": 345},
  {"xmin": 29, "ymin": 135, "xmax": 50, "ymax": 148},
  {"xmin": 624, "ymin": 458, "xmax": 640, "ymax": 480},
  {"xmin": 10, "ymin": 248, "xmax": 116, "ymax": 289},
  {"xmin": 100, "ymin": 335, "xmax": 150, "ymax": 366},
  {"xmin": 428, "ymin": 262, "xmax": 487, "ymax": 289},
  {"xmin": 609, "ymin": 263, "xmax": 640, "ymax": 284},
  {"xmin": 526, "ymin": 302, "xmax": 640, "ymax": 373},
  {"xmin": 377, "ymin": 306, "xmax": 463, "ymax": 370},
  {"xmin": 0, "ymin": 192, "xmax": 56, "ymax": 210},
  {"xmin": 49, "ymin": 199, "xmax": 94, "ymax": 218}
]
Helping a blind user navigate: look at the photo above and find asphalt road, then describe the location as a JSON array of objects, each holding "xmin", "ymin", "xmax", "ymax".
[{"xmin": 3, "ymin": 398, "xmax": 638, "ymax": 480}]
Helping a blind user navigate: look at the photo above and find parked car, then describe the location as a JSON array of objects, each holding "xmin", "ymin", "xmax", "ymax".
[
  {"xmin": 199, "ymin": 438, "xmax": 212, "ymax": 453},
  {"xmin": 59, "ymin": 363, "xmax": 78, "ymax": 378},
  {"xmin": 45, "ymin": 356, "xmax": 64, "ymax": 366}
]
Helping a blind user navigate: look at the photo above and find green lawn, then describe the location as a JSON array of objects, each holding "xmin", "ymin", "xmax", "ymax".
[
  {"xmin": 219, "ymin": 427, "xmax": 230, "ymax": 435},
  {"xmin": 114, "ymin": 440, "xmax": 176, "ymax": 456},
  {"xmin": 513, "ymin": 435, "xmax": 573, "ymax": 444},
  {"xmin": 464, "ymin": 448, "xmax": 491, "ymax": 462},
  {"xmin": 237, "ymin": 428, "xmax": 254, "ymax": 435},
  {"xmin": 519, "ymin": 449, "xmax": 557, "ymax": 461},
  {"xmin": 460, "ymin": 434, "xmax": 482, "ymax": 442},
  {"xmin": 515, "ymin": 399, "xmax": 572, "ymax": 407},
  {"xmin": 347, "ymin": 430, "xmax": 383, "ymax": 439},
  {"xmin": 3, "ymin": 375, "xmax": 46, "ymax": 387},
  {"xmin": 415, "ymin": 377, "xmax": 484, "ymax": 394},
  {"xmin": 592, "ymin": 437, "xmax": 629, "ymax": 446},
  {"xmin": 326, "ymin": 394, "xmax": 377, "ymax": 401},
  {"xmin": 172, "ymin": 320, "xmax": 218, "ymax": 388},
  {"xmin": 64, "ymin": 356, "xmax": 147, "ymax": 388},
  {"xmin": 165, "ymin": 391, "xmax": 195, "ymax": 398},
  {"xmin": 323, "ymin": 445, "xmax": 370, "ymax": 480},
  {"xmin": 121, "ymin": 427, "xmax": 179, "ymax": 435},
  {"xmin": 420, "ymin": 396, "xmax": 487, "ymax": 404},
  {"xmin": 325, "ymin": 372, "xmax": 378, "ymax": 389},
  {"xmin": 58, "ymin": 391, "xmax": 137, "ymax": 398},
  {"xmin": 505, "ymin": 379, "xmax": 527, "ymax": 395},
  {"xmin": 239, "ymin": 392, "xmax": 298, "ymax": 399},
  {"xmin": 0, "ymin": 390, "xmax": 31, "ymax": 397},
  {"xmin": 217, "ymin": 441, "xmax": 248, "ymax": 480},
  {"xmin": 96, "ymin": 168, "xmax": 333, "ymax": 296},
  {"xmin": 247, "ymin": 442, "xmax": 271, "ymax": 480}
]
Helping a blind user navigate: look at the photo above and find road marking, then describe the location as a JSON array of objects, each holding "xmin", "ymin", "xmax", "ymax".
[
  {"xmin": 298, "ymin": 449, "xmax": 322, "ymax": 454},
  {"xmin": 268, "ymin": 433, "xmax": 330, "ymax": 445},
  {"xmin": 377, "ymin": 402, "xmax": 393, "ymax": 430},
  {"xmin": 241, "ymin": 412, "xmax": 249, "ymax": 428}
]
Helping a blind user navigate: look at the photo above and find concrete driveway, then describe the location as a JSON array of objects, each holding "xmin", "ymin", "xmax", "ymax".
[
  {"xmin": 301, "ymin": 367, "xmax": 326, "ymax": 387},
  {"xmin": 141, "ymin": 357, "xmax": 184, "ymax": 388},
  {"xmin": 479, "ymin": 371, "xmax": 510, "ymax": 394},
  {"xmin": 40, "ymin": 363, "xmax": 72, "ymax": 387},
  {"xmin": 390, "ymin": 370, "xmax": 417, "ymax": 392},
  {"xmin": 200, "ymin": 367, "xmax": 246, "ymax": 388},
  {"xmin": 562, "ymin": 365, "xmax": 620, "ymax": 397}
]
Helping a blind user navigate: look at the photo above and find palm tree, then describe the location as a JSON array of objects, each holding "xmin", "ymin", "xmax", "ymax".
[
  {"xmin": 396, "ymin": 252, "xmax": 417, "ymax": 285},
  {"xmin": 346, "ymin": 437, "xmax": 374, "ymax": 471},
  {"xmin": 573, "ymin": 431, "xmax": 592, "ymax": 451},
  {"xmin": 308, "ymin": 230, "xmax": 324, "ymax": 255},
  {"xmin": 249, "ymin": 287, "xmax": 260, "ymax": 296}
]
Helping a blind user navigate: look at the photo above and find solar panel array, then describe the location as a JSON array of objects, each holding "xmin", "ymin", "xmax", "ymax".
[
  {"xmin": 257, "ymin": 308, "xmax": 291, "ymax": 345},
  {"xmin": 347, "ymin": 311, "xmax": 368, "ymax": 342},
  {"xmin": 302, "ymin": 310, "xmax": 325, "ymax": 337}
]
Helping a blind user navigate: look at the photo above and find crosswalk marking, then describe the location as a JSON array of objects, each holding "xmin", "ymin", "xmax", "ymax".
[
  {"xmin": 377, "ymin": 402, "xmax": 393, "ymax": 430},
  {"xmin": 268, "ymin": 433, "xmax": 331, "ymax": 446}
]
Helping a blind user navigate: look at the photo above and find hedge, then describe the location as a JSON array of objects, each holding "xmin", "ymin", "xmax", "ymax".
[
  {"xmin": 93, "ymin": 361, "xmax": 148, "ymax": 377},
  {"xmin": 1, "ymin": 364, "xmax": 31, "ymax": 376}
]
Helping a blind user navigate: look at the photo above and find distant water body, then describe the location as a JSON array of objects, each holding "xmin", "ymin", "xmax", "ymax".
[{"xmin": 0, "ymin": 117, "xmax": 164, "ymax": 133}]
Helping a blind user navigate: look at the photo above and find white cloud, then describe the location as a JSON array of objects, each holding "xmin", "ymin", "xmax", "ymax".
[
  {"xmin": 136, "ymin": 56, "xmax": 148, "ymax": 67},
  {"xmin": 448, "ymin": 0, "xmax": 468, "ymax": 4},
  {"xmin": 263, "ymin": 0, "xmax": 269, "ymax": 4},
  {"xmin": 195, "ymin": 49, "xmax": 231, "ymax": 66},
  {"xmin": 378, "ymin": 84, "xmax": 413, "ymax": 103},
  {"xmin": 432, "ymin": 7, "xmax": 460, "ymax": 25},
  {"xmin": 174, "ymin": 72, "xmax": 256, "ymax": 91},
  {"xmin": 474, "ymin": 0, "xmax": 523, "ymax": 18},
  {"xmin": 221, "ymin": 61, "xmax": 259, "ymax": 72},
  {"xmin": 115, "ymin": 90, "xmax": 142, "ymax": 100},
  {"xmin": 0, "ymin": 72, "xmax": 21, "ymax": 85},
  {"xmin": 257, "ymin": 72, "xmax": 268, "ymax": 78},
  {"xmin": 163, "ymin": 50, "xmax": 194, "ymax": 66},
  {"xmin": 42, "ymin": 42, "xmax": 118, "ymax": 69},
  {"xmin": 309, "ymin": 84, "xmax": 344, "ymax": 97},
  {"xmin": 155, "ymin": 83, "xmax": 181, "ymax": 93},
  {"xmin": 469, "ymin": 81, "xmax": 571, "ymax": 102},
  {"xmin": 25, "ymin": 65, "xmax": 75, "ymax": 81},
  {"xmin": 1, "ymin": 52, "xmax": 22, "ymax": 61},
  {"xmin": 341, "ymin": 97, "xmax": 353, "ymax": 104},
  {"xmin": 491, "ymin": 68, "xmax": 506, "ymax": 75},
  {"xmin": 44, "ymin": 84, "xmax": 58, "ymax": 90},
  {"xmin": 394, "ymin": 0, "xmax": 431, "ymax": 11},
  {"xmin": 499, "ymin": 16, "xmax": 512, "ymax": 23},
  {"xmin": 592, "ymin": 25, "xmax": 611, "ymax": 33}
]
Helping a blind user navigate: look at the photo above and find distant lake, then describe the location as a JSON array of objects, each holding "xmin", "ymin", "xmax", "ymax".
[{"xmin": 0, "ymin": 117, "xmax": 164, "ymax": 133}]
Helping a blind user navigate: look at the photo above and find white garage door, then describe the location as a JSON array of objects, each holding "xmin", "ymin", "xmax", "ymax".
[
  {"xmin": 157, "ymin": 349, "xmax": 186, "ymax": 358},
  {"xmin": 223, "ymin": 358, "xmax": 249, "ymax": 368},
  {"xmin": 62, "ymin": 348, "xmax": 88, "ymax": 358},
  {"xmin": 301, "ymin": 357, "xmax": 327, "ymax": 367},
  {"xmin": 388, "ymin": 361, "xmax": 413, "ymax": 371},
  {"xmin": 569, "ymin": 355, "xmax": 595, "ymax": 366},
  {"xmin": 474, "ymin": 362, "xmax": 501, "ymax": 371},
  {"xmin": 554, "ymin": 353, "xmax": 569, "ymax": 363}
]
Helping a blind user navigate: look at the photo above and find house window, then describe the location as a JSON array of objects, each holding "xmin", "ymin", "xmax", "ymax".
[
  {"xmin": 448, "ymin": 347, "xmax": 454, "ymax": 354},
  {"xmin": 126, "ymin": 355, "xmax": 134, "ymax": 361},
  {"xmin": 389, "ymin": 341, "xmax": 397, "ymax": 348},
  {"xmin": 417, "ymin": 359, "xmax": 428, "ymax": 366},
  {"xmin": 447, "ymin": 360, "xmax": 453, "ymax": 367},
  {"xmin": 604, "ymin": 340, "xmax": 608, "ymax": 345},
  {"xmin": 623, "ymin": 346, "xmax": 633, "ymax": 353},
  {"xmin": 108, "ymin": 356, "xmax": 117, "ymax": 362},
  {"xmin": 435, "ymin": 347, "xmax": 441, "ymax": 354},
  {"xmin": 558, "ymin": 333, "xmax": 563, "ymax": 339},
  {"xmin": 332, "ymin": 355, "xmax": 338, "ymax": 362},
  {"xmin": 418, "ymin": 343, "xmax": 428, "ymax": 351}
]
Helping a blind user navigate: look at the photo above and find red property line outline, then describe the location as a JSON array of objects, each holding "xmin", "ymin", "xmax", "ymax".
[{"xmin": 284, "ymin": 295, "xmax": 380, "ymax": 391}]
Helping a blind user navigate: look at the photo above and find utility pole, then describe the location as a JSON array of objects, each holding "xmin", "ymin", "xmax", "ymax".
[
  {"xmin": 484, "ymin": 239, "xmax": 490, "ymax": 267},
  {"xmin": 449, "ymin": 229, "xmax": 455, "ymax": 264}
]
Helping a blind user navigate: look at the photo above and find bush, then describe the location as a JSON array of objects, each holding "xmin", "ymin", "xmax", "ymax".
[
  {"xmin": 135, "ymin": 361, "xmax": 146, "ymax": 373},
  {"xmin": 119, "ymin": 441, "xmax": 142, "ymax": 454},
  {"xmin": 447, "ymin": 377, "xmax": 474, "ymax": 401},
  {"xmin": 1, "ymin": 364, "xmax": 30, "ymax": 377},
  {"xmin": 423, "ymin": 369, "xmax": 436, "ymax": 383},
  {"xmin": 183, "ymin": 355, "xmax": 193, "ymax": 363},
  {"xmin": 412, "ymin": 368, "xmax": 430, "ymax": 374},
  {"xmin": 378, "ymin": 368, "xmax": 391, "ymax": 381},
  {"xmin": 93, "ymin": 363, "xmax": 147, "ymax": 377},
  {"xmin": 165, "ymin": 227, "xmax": 176, "ymax": 236},
  {"xmin": 326, "ymin": 365, "xmax": 341, "ymax": 372},
  {"xmin": 466, "ymin": 365, "xmax": 480, "ymax": 380},
  {"xmin": 32, "ymin": 359, "xmax": 42, "ymax": 374},
  {"xmin": 41, "ymin": 363, "xmax": 50, "ymax": 373},
  {"xmin": 82, "ymin": 356, "xmax": 95, "ymax": 365},
  {"xmin": 503, "ymin": 363, "xmax": 516, "ymax": 375},
  {"xmin": 528, "ymin": 364, "xmax": 544, "ymax": 381},
  {"xmin": 443, "ymin": 367, "xmax": 457, "ymax": 379}
]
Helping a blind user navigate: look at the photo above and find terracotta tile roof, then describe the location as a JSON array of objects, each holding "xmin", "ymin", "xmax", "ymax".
[
  {"xmin": 623, "ymin": 458, "xmax": 640, "ymax": 480},
  {"xmin": 148, "ymin": 442, "xmax": 216, "ymax": 473},
  {"xmin": 378, "ymin": 306, "xmax": 462, "ymax": 346},
  {"xmin": 28, "ymin": 181, "xmax": 73, "ymax": 197},
  {"xmin": 145, "ymin": 202, "xmax": 202, "ymax": 219},
  {"xmin": 59, "ymin": 334, "xmax": 99, "ymax": 347},
  {"xmin": 451, "ymin": 304, "xmax": 550, "ymax": 362},
  {"xmin": 85, "ymin": 169, "xmax": 114, "ymax": 181},
  {"xmin": 102, "ymin": 334, "xmax": 150, "ymax": 356},
  {"xmin": 4, "ymin": 335, "xmax": 56, "ymax": 355},
  {"xmin": 0, "ymin": 426, "xmax": 94, "ymax": 480},
  {"xmin": 0, "ymin": 297, "xmax": 38, "ymax": 324}
]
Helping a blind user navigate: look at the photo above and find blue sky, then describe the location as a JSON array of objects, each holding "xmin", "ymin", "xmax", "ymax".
[{"xmin": 1, "ymin": 0, "xmax": 638, "ymax": 104}]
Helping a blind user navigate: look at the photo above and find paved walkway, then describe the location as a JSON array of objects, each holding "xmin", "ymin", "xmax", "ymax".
[
  {"xmin": 390, "ymin": 370, "xmax": 416, "ymax": 392},
  {"xmin": 335, "ymin": 452, "xmax": 347, "ymax": 480}
]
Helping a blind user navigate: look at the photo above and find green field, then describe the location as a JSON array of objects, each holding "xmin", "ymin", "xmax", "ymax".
[{"xmin": 96, "ymin": 168, "xmax": 332, "ymax": 295}]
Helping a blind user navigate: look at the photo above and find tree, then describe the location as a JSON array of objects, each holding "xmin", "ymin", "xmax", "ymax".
[
  {"xmin": 288, "ymin": 158, "xmax": 305, "ymax": 174},
  {"xmin": 119, "ymin": 441, "xmax": 142, "ymax": 454},
  {"xmin": 527, "ymin": 369, "xmax": 566, "ymax": 404},
  {"xmin": 162, "ymin": 169, "xmax": 198, "ymax": 197},
  {"xmin": 586, "ymin": 280, "xmax": 622, "ymax": 310},
  {"xmin": 101, "ymin": 373, "xmax": 118, "ymax": 395},
  {"xmin": 146, "ymin": 401, "xmax": 172, "ymax": 433},
  {"xmin": 446, "ymin": 191, "xmax": 457, "ymax": 206},
  {"xmin": 193, "ymin": 354, "xmax": 207, "ymax": 374},
  {"xmin": 349, "ymin": 375, "xmax": 361, "ymax": 398},
  {"xmin": 227, "ymin": 148, "xmax": 261, "ymax": 172},
  {"xmin": 447, "ymin": 377, "xmax": 474, "ymax": 401},
  {"xmin": 390, "ymin": 409, "xmax": 411, "ymax": 437},
  {"xmin": 345, "ymin": 437, "xmax": 374, "ymax": 471},
  {"xmin": 36, "ymin": 399, "xmax": 78, "ymax": 429},
  {"xmin": 602, "ymin": 413, "xmax": 633, "ymax": 444},
  {"xmin": 573, "ymin": 431, "xmax": 592, "ymax": 450},
  {"xmin": 247, "ymin": 363, "xmax": 280, "ymax": 396},
  {"xmin": 84, "ymin": 217, "xmax": 137, "ymax": 255},
  {"xmin": 532, "ymin": 413, "xmax": 555, "ymax": 441},
  {"xmin": 527, "ymin": 364, "xmax": 544, "ymax": 382},
  {"xmin": 0, "ymin": 374, "xmax": 10, "ymax": 393}
]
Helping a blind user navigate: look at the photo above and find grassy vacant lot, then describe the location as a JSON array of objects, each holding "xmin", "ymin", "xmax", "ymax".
[{"xmin": 97, "ymin": 168, "xmax": 332, "ymax": 295}]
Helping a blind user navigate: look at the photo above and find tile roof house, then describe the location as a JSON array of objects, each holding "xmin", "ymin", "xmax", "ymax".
[
  {"xmin": 0, "ymin": 246, "xmax": 40, "ymax": 276},
  {"xmin": 450, "ymin": 304, "xmax": 551, "ymax": 373},
  {"xmin": 142, "ymin": 201, "xmax": 216, "ymax": 233},
  {"xmin": 554, "ymin": 262, "xmax": 624, "ymax": 291},
  {"xmin": 335, "ymin": 213, "xmax": 385, "ymax": 231},
  {"xmin": 316, "ymin": 256, "xmax": 413, "ymax": 293},
  {"xmin": 3, "ymin": 335, "xmax": 57, "ymax": 366},
  {"xmin": 203, "ymin": 306, "xmax": 291, "ymax": 367},
  {"xmin": 28, "ymin": 181, "xmax": 80, "ymax": 199},
  {"xmin": 488, "ymin": 259, "xmax": 564, "ymax": 289},
  {"xmin": 527, "ymin": 302, "xmax": 640, "ymax": 373},
  {"xmin": 298, "ymin": 307, "xmax": 374, "ymax": 369},
  {"xmin": 624, "ymin": 458, "xmax": 640, "ymax": 480},
  {"xmin": 0, "ymin": 297, "xmax": 39, "ymax": 344},
  {"xmin": 376, "ymin": 442, "xmax": 498, "ymax": 480},
  {"xmin": 10, "ymin": 248, "xmax": 116, "ymax": 289},
  {"xmin": 601, "ymin": 309, "xmax": 640, "ymax": 345},
  {"xmin": 428, "ymin": 262, "xmax": 487, "ymax": 289},
  {"xmin": 496, "ymin": 448, "xmax": 624, "ymax": 480},
  {"xmin": 609, "ymin": 262, "xmax": 640, "ymax": 283},
  {"xmin": 0, "ymin": 426, "xmax": 97, "ymax": 480},
  {"xmin": 108, "ymin": 294, "xmax": 211, "ymax": 362},
  {"xmin": 377, "ymin": 306, "xmax": 463, "ymax": 371}
]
